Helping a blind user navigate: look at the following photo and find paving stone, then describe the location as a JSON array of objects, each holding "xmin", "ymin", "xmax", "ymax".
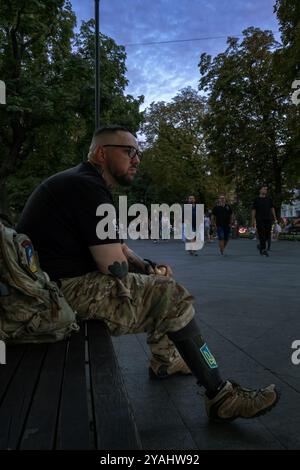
[{"xmin": 113, "ymin": 239, "xmax": 300, "ymax": 449}]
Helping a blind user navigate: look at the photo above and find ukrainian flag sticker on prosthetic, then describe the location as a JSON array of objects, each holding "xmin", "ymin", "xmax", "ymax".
[{"xmin": 200, "ymin": 343, "xmax": 218, "ymax": 369}]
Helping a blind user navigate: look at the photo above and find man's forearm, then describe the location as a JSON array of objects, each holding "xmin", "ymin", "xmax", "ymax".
[{"xmin": 121, "ymin": 244, "xmax": 150, "ymax": 274}]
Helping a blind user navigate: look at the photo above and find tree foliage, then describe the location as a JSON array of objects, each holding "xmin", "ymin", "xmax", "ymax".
[
  {"xmin": 198, "ymin": 27, "xmax": 299, "ymax": 215},
  {"xmin": 1, "ymin": 1, "xmax": 299, "ymax": 221},
  {"xmin": 273, "ymin": 0, "xmax": 300, "ymax": 201},
  {"xmin": 274, "ymin": 0, "xmax": 300, "ymax": 80},
  {"xmin": 0, "ymin": 0, "xmax": 143, "ymax": 216}
]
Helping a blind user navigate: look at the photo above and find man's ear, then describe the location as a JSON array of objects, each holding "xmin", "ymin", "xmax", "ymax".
[{"xmin": 95, "ymin": 145, "xmax": 105, "ymax": 164}]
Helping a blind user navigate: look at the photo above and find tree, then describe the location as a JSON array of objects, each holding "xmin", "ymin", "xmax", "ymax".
[
  {"xmin": 0, "ymin": 1, "xmax": 143, "ymax": 216},
  {"xmin": 199, "ymin": 27, "xmax": 299, "ymax": 216},
  {"xmin": 72, "ymin": 20, "xmax": 144, "ymax": 160},
  {"xmin": 274, "ymin": 0, "xmax": 300, "ymax": 80},
  {"xmin": 140, "ymin": 87, "xmax": 210, "ymax": 206},
  {"xmin": 0, "ymin": 0, "xmax": 77, "ymax": 214},
  {"xmin": 273, "ymin": 0, "xmax": 300, "ymax": 200}
]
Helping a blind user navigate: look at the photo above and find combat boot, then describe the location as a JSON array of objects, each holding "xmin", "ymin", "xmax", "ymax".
[
  {"xmin": 205, "ymin": 380, "xmax": 279, "ymax": 421},
  {"xmin": 149, "ymin": 356, "xmax": 192, "ymax": 379}
]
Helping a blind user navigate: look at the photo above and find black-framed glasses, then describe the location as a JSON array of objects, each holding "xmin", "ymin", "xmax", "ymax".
[{"xmin": 102, "ymin": 144, "xmax": 142, "ymax": 160}]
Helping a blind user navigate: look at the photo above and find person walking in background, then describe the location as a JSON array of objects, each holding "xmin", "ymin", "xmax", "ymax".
[
  {"xmin": 273, "ymin": 220, "xmax": 282, "ymax": 241},
  {"xmin": 161, "ymin": 213, "xmax": 172, "ymax": 241},
  {"xmin": 184, "ymin": 195, "xmax": 199, "ymax": 256},
  {"xmin": 208, "ymin": 209, "xmax": 214, "ymax": 241},
  {"xmin": 212, "ymin": 195, "xmax": 233, "ymax": 256},
  {"xmin": 252, "ymin": 184, "xmax": 277, "ymax": 257},
  {"xmin": 150, "ymin": 209, "xmax": 161, "ymax": 243},
  {"xmin": 204, "ymin": 211, "xmax": 213, "ymax": 243}
]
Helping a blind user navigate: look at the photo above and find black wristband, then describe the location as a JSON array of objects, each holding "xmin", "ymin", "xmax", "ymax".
[
  {"xmin": 143, "ymin": 258, "xmax": 158, "ymax": 274},
  {"xmin": 144, "ymin": 258, "xmax": 157, "ymax": 269}
]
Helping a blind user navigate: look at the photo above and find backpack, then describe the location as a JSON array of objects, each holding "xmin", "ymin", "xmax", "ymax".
[{"xmin": 0, "ymin": 221, "xmax": 79, "ymax": 343}]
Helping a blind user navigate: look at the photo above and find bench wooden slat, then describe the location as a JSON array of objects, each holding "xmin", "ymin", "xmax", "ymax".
[
  {"xmin": 0, "ymin": 322, "xmax": 141, "ymax": 450},
  {"xmin": 88, "ymin": 321, "xmax": 142, "ymax": 450},
  {"xmin": 0, "ymin": 344, "xmax": 47, "ymax": 450},
  {"xmin": 19, "ymin": 341, "xmax": 67, "ymax": 450},
  {"xmin": 55, "ymin": 325, "xmax": 91, "ymax": 450},
  {"xmin": 0, "ymin": 344, "xmax": 27, "ymax": 402}
]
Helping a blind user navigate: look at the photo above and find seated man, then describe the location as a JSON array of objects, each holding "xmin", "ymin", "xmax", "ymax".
[{"xmin": 17, "ymin": 125, "xmax": 279, "ymax": 421}]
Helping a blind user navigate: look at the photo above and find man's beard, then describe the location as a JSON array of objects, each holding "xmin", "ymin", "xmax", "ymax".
[
  {"xmin": 108, "ymin": 161, "xmax": 137, "ymax": 187},
  {"xmin": 114, "ymin": 173, "xmax": 133, "ymax": 186}
]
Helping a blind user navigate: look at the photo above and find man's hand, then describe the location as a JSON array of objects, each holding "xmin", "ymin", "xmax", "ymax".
[
  {"xmin": 121, "ymin": 244, "xmax": 173, "ymax": 277},
  {"xmin": 144, "ymin": 259, "xmax": 173, "ymax": 277},
  {"xmin": 153, "ymin": 264, "xmax": 173, "ymax": 277}
]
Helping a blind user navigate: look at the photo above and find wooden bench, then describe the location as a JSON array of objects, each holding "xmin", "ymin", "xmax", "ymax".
[{"xmin": 0, "ymin": 321, "xmax": 141, "ymax": 450}]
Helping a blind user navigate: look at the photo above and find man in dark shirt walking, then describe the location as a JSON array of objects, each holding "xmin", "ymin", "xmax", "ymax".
[
  {"xmin": 212, "ymin": 195, "xmax": 233, "ymax": 255},
  {"xmin": 185, "ymin": 195, "xmax": 198, "ymax": 256},
  {"xmin": 252, "ymin": 185, "xmax": 277, "ymax": 257}
]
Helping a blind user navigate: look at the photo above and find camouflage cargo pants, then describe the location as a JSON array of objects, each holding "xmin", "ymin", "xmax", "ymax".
[{"xmin": 60, "ymin": 271, "xmax": 195, "ymax": 367}]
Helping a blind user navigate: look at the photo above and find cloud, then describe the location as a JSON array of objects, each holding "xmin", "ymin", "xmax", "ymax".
[{"xmin": 71, "ymin": 0, "xmax": 280, "ymax": 109}]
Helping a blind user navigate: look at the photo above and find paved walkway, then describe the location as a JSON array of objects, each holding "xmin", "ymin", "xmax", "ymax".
[{"xmin": 112, "ymin": 238, "xmax": 300, "ymax": 450}]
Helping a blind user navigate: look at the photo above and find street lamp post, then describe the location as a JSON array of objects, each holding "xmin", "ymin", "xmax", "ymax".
[{"xmin": 95, "ymin": 0, "xmax": 100, "ymax": 129}]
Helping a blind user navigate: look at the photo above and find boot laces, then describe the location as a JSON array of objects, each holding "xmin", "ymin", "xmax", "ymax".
[{"xmin": 231, "ymin": 382, "xmax": 260, "ymax": 400}]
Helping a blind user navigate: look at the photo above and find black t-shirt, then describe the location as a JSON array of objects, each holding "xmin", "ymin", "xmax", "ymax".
[
  {"xmin": 252, "ymin": 197, "xmax": 274, "ymax": 221},
  {"xmin": 212, "ymin": 204, "xmax": 232, "ymax": 226},
  {"xmin": 181, "ymin": 204, "xmax": 198, "ymax": 230},
  {"xmin": 17, "ymin": 162, "xmax": 120, "ymax": 281}
]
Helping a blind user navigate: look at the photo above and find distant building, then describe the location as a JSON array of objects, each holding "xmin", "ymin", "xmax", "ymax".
[{"xmin": 281, "ymin": 190, "xmax": 300, "ymax": 218}]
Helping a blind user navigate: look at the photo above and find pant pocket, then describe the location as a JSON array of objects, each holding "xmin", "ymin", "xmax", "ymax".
[{"xmin": 101, "ymin": 278, "xmax": 139, "ymax": 334}]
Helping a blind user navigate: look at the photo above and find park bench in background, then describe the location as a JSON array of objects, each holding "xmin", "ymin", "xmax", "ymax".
[{"xmin": 0, "ymin": 320, "xmax": 141, "ymax": 450}]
